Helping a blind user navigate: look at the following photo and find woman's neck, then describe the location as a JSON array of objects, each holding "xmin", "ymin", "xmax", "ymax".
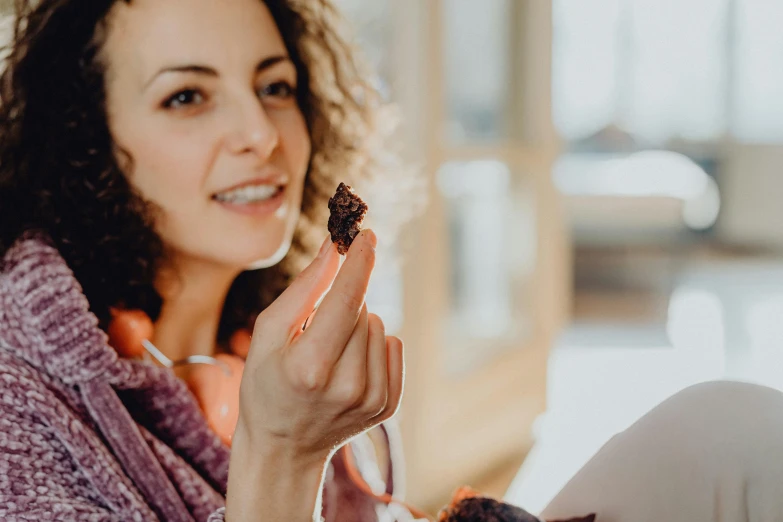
[{"xmin": 153, "ymin": 256, "xmax": 240, "ymax": 363}]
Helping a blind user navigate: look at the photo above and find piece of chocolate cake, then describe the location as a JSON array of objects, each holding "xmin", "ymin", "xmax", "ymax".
[
  {"xmin": 327, "ymin": 182, "xmax": 368, "ymax": 255},
  {"xmin": 438, "ymin": 488, "xmax": 540, "ymax": 522},
  {"xmin": 438, "ymin": 488, "xmax": 595, "ymax": 522},
  {"xmin": 439, "ymin": 496, "xmax": 541, "ymax": 522}
]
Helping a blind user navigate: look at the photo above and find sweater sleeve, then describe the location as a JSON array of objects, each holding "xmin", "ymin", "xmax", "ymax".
[
  {"xmin": 0, "ymin": 366, "xmax": 231, "ymax": 522},
  {"xmin": 0, "ymin": 403, "xmax": 126, "ymax": 521},
  {"xmin": 0, "ymin": 345, "xmax": 167, "ymax": 521}
]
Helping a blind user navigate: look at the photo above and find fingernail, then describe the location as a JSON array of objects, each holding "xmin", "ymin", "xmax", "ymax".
[{"xmin": 316, "ymin": 236, "xmax": 333, "ymax": 259}]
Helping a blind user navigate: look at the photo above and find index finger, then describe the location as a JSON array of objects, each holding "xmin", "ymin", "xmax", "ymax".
[
  {"xmin": 299, "ymin": 229, "xmax": 376, "ymax": 364},
  {"xmin": 256, "ymin": 236, "xmax": 340, "ymax": 344}
]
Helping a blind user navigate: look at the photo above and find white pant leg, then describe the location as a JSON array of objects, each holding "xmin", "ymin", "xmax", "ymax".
[{"xmin": 539, "ymin": 381, "xmax": 783, "ymax": 522}]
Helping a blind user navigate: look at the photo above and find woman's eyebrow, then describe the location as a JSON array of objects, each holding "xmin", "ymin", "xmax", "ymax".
[{"xmin": 143, "ymin": 55, "xmax": 292, "ymax": 91}]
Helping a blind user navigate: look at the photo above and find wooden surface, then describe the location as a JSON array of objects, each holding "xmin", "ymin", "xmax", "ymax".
[{"xmin": 388, "ymin": 0, "xmax": 569, "ymax": 510}]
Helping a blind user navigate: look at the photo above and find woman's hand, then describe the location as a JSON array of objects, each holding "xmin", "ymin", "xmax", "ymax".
[
  {"xmin": 237, "ymin": 228, "xmax": 404, "ymax": 462},
  {"xmin": 226, "ymin": 229, "xmax": 404, "ymax": 521}
]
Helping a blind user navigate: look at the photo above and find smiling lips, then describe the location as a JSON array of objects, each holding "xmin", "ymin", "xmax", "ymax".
[
  {"xmin": 211, "ymin": 176, "xmax": 289, "ymax": 217},
  {"xmin": 213, "ymin": 183, "xmax": 282, "ymax": 204}
]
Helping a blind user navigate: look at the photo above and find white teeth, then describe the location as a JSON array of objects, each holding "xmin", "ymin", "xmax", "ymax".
[{"xmin": 215, "ymin": 185, "xmax": 280, "ymax": 203}]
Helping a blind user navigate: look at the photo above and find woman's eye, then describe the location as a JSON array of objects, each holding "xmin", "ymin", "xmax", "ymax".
[
  {"xmin": 163, "ymin": 89, "xmax": 205, "ymax": 109},
  {"xmin": 260, "ymin": 81, "xmax": 296, "ymax": 99}
]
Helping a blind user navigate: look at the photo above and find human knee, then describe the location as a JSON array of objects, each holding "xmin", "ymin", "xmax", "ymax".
[
  {"xmin": 637, "ymin": 381, "xmax": 783, "ymax": 464},
  {"xmin": 667, "ymin": 380, "xmax": 783, "ymax": 424}
]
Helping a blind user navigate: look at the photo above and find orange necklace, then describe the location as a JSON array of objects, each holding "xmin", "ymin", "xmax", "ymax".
[{"xmin": 107, "ymin": 308, "xmax": 250, "ymax": 446}]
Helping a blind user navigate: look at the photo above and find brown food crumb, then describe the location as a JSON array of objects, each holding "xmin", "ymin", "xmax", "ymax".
[
  {"xmin": 327, "ymin": 182, "xmax": 368, "ymax": 255},
  {"xmin": 438, "ymin": 495, "xmax": 541, "ymax": 522},
  {"xmin": 438, "ymin": 488, "xmax": 595, "ymax": 522}
]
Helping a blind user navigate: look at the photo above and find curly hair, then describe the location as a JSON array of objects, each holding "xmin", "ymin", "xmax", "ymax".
[{"xmin": 0, "ymin": 0, "xmax": 406, "ymax": 342}]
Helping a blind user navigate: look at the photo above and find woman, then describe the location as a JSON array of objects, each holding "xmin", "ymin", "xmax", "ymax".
[
  {"xmin": 3, "ymin": 1, "xmax": 783, "ymax": 522},
  {"xmin": 0, "ymin": 0, "xmax": 407, "ymax": 520}
]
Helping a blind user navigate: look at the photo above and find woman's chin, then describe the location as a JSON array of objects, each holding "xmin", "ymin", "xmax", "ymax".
[
  {"xmin": 217, "ymin": 210, "xmax": 299, "ymax": 271},
  {"xmin": 244, "ymin": 235, "xmax": 293, "ymax": 270}
]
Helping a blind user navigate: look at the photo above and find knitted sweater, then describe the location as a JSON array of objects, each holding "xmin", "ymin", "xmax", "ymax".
[{"xmin": 0, "ymin": 235, "xmax": 410, "ymax": 522}]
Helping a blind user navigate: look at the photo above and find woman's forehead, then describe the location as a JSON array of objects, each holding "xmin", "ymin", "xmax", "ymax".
[{"xmin": 102, "ymin": 0, "xmax": 287, "ymax": 85}]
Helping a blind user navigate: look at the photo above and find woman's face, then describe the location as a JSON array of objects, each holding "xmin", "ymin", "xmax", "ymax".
[{"xmin": 102, "ymin": 0, "xmax": 311, "ymax": 273}]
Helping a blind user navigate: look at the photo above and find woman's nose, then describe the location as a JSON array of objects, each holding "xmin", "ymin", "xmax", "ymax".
[{"xmin": 225, "ymin": 95, "xmax": 279, "ymax": 160}]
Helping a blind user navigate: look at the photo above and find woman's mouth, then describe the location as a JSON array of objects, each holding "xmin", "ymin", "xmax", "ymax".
[
  {"xmin": 212, "ymin": 183, "xmax": 286, "ymax": 203},
  {"xmin": 211, "ymin": 184, "xmax": 287, "ymax": 216}
]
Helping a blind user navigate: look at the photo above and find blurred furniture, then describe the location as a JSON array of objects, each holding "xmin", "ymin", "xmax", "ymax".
[{"xmin": 386, "ymin": 0, "xmax": 568, "ymax": 509}]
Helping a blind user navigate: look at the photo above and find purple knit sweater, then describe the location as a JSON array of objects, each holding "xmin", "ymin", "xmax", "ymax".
[{"xmin": 0, "ymin": 236, "xmax": 413, "ymax": 522}]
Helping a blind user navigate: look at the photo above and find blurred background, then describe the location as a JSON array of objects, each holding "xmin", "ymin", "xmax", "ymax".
[{"xmin": 334, "ymin": 0, "xmax": 783, "ymax": 514}]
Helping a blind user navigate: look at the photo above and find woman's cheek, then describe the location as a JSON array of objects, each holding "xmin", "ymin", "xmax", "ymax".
[{"xmin": 275, "ymin": 109, "xmax": 311, "ymax": 172}]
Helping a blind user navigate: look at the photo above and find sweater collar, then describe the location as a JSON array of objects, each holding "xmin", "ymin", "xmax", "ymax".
[
  {"xmin": 0, "ymin": 234, "xmax": 124, "ymax": 385},
  {"xmin": 0, "ymin": 234, "xmax": 232, "ymax": 493}
]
